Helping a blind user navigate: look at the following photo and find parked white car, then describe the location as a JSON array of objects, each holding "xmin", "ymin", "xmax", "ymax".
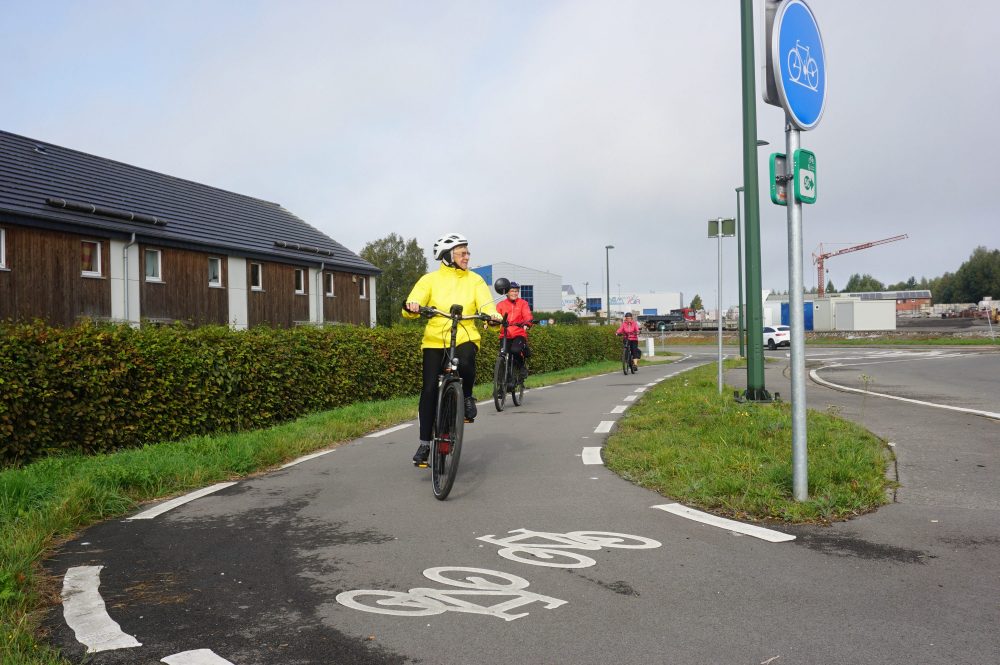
[{"xmin": 763, "ymin": 325, "xmax": 791, "ymax": 350}]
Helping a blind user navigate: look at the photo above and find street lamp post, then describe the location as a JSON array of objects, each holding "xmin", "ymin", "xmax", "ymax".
[
  {"xmin": 605, "ymin": 245, "xmax": 614, "ymax": 324},
  {"xmin": 584, "ymin": 281, "xmax": 589, "ymax": 316},
  {"xmin": 736, "ymin": 186, "xmax": 745, "ymax": 358}
]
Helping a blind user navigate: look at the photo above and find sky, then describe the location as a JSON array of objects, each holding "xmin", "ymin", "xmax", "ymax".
[{"xmin": 3, "ymin": 0, "xmax": 998, "ymax": 311}]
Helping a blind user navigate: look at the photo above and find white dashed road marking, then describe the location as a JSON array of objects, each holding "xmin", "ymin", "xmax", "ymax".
[
  {"xmin": 365, "ymin": 423, "xmax": 413, "ymax": 438},
  {"xmin": 633, "ymin": 387, "xmax": 646, "ymax": 393},
  {"xmin": 62, "ymin": 566, "xmax": 141, "ymax": 653},
  {"xmin": 581, "ymin": 447, "xmax": 604, "ymax": 465},
  {"xmin": 624, "ymin": 395, "xmax": 637, "ymax": 402},
  {"xmin": 594, "ymin": 421, "xmax": 615, "ymax": 434},
  {"xmin": 162, "ymin": 649, "xmax": 237, "ymax": 665},
  {"xmin": 653, "ymin": 503, "xmax": 795, "ymax": 542},
  {"xmin": 127, "ymin": 482, "xmax": 237, "ymax": 520},
  {"xmin": 279, "ymin": 450, "xmax": 333, "ymax": 469},
  {"xmin": 610, "ymin": 405, "xmax": 627, "ymax": 414}
]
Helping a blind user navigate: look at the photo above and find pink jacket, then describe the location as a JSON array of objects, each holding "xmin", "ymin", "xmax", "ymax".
[{"xmin": 616, "ymin": 319, "xmax": 640, "ymax": 341}]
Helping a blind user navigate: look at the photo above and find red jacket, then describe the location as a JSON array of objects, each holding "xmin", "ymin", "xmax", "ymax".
[
  {"xmin": 616, "ymin": 319, "xmax": 640, "ymax": 341},
  {"xmin": 496, "ymin": 297, "xmax": 532, "ymax": 339}
]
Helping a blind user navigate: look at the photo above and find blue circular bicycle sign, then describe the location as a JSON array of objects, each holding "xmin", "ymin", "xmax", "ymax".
[{"xmin": 772, "ymin": 0, "xmax": 826, "ymax": 130}]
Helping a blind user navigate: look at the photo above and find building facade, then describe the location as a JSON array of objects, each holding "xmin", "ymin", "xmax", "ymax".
[
  {"xmin": 0, "ymin": 131, "xmax": 379, "ymax": 328},
  {"xmin": 471, "ymin": 262, "xmax": 562, "ymax": 311}
]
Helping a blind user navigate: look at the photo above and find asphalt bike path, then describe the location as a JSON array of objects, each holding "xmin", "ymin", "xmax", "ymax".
[{"xmin": 43, "ymin": 349, "xmax": 999, "ymax": 664}]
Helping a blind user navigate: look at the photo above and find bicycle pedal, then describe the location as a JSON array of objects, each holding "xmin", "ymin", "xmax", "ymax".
[{"xmin": 413, "ymin": 461, "xmax": 429, "ymax": 468}]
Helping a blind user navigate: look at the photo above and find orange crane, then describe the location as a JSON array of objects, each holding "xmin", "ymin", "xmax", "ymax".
[{"xmin": 813, "ymin": 234, "xmax": 908, "ymax": 297}]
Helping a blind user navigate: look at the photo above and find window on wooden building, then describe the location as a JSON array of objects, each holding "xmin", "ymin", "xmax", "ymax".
[
  {"xmin": 294, "ymin": 268, "xmax": 306, "ymax": 294},
  {"xmin": 81, "ymin": 240, "xmax": 102, "ymax": 277},
  {"xmin": 250, "ymin": 263, "xmax": 263, "ymax": 290},
  {"xmin": 145, "ymin": 249, "xmax": 162, "ymax": 282},
  {"xmin": 358, "ymin": 275, "xmax": 367, "ymax": 298},
  {"xmin": 208, "ymin": 257, "xmax": 223, "ymax": 287},
  {"xmin": 325, "ymin": 272, "xmax": 335, "ymax": 297},
  {"xmin": 0, "ymin": 228, "xmax": 6, "ymax": 269}
]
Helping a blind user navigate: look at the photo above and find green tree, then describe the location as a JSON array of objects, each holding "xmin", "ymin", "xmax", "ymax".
[
  {"xmin": 689, "ymin": 294, "xmax": 703, "ymax": 310},
  {"xmin": 950, "ymin": 246, "xmax": 1000, "ymax": 303},
  {"xmin": 825, "ymin": 279, "xmax": 837, "ymax": 294},
  {"xmin": 360, "ymin": 234, "xmax": 428, "ymax": 326},
  {"xmin": 843, "ymin": 273, "xmax": 885, "ymax": 293}
]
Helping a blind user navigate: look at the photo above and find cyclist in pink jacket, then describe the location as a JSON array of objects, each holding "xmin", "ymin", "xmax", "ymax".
[{"xmin": 616, "ymin": 312, "xmax": 641, "ymax": 371}]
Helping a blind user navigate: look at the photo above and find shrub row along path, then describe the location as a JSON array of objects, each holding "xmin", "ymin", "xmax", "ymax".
[{"xmin": 43, "ymin": 347, "xmax": 999, "ymax": 665}]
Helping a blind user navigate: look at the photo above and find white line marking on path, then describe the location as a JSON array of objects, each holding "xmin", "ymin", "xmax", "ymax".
[
  {"xmin": 366, "ymin": 423, "xmax": 413, "ymax": 438},
  {"xmin": 624, "ymin": 395, "xmax": 637, "ymax": 402},
  {"xmin": 162, "ymin": 649, "xmax": 237, "ymax": 665},
  {"xmin": 652, "ymin": 504, "xmax": 795, "ymax": 542},
  {"xmin": 128, "ymin": 482, "xmax": 237, "ymax": 520},
  {"xmin": 810, "ymin": 368, "xmax": 1000, "ymax": 420},
  {"xmin": 279, "ymin": 450, "xmax": 332, "ymax": 469},
  {"xmin": 633, "ymin": 387, "xmax": 646, "ymax": 393},
  {"xmin": 582, "ymin": 447, "xmax": 604, "ymax": 465},
  {"xmin": 610, "ymin": 405, "xmax": 627, "ymax": 414},
  {"xmin": 594, "ymin": 421, "xmax": 615, "ymax": 433},
  {"xmin": 62, "ymin": 566, "xmax": 141, "ymax": 653}
]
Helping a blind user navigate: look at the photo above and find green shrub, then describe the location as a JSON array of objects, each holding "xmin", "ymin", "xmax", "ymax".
[{"xmin": 0, "ymin": 320, "xmax": 619, "ymax": 466}]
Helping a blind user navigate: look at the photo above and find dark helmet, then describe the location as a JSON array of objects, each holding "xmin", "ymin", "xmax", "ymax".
[
  {"xmin": 508, "ymin": 281, "xmax": 520, "ymax": 289},
  {"xmin": 624, "ymin": 312, "xmax": 633, "ymax": 317}
]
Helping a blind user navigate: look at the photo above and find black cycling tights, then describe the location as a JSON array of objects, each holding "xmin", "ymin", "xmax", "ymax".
[{"xmin": 419, "ymin": 342, "xmax": 477, "ymax": 441}]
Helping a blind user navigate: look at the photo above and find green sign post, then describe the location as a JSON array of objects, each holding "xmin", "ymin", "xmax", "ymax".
[{"xmin": 794, "ymin": 148, "xmax": 817, "ymax": 204}]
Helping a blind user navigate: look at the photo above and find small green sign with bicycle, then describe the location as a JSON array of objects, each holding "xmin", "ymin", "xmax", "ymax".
[{"xmin": 793, "ymin": 148, "xmax": 817, "ymax": 204}]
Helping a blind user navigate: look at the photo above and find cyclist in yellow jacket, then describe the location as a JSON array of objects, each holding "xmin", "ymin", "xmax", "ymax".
[{"xmin": 403, "ymin": 232, "xmax": 499, "ymax": 467}]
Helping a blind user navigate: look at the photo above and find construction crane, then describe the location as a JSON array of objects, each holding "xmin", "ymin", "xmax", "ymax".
[{"xmin": 813, "ymin": 234, "xmax": 908, "ymax": 297}]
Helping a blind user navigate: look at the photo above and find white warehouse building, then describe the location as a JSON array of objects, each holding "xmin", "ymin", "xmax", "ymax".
[{"xmin": 471, "ymin": 262, "xmax": 563, "ymax": 312}]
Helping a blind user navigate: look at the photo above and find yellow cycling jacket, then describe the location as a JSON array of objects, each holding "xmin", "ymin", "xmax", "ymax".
[{"xmin": 403, "ymin": 264, "xmax": 499, "ymax": 349}]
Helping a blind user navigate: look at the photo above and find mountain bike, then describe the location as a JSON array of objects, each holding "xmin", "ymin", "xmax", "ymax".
[
  {"xmin": 619, "ymin": 335, "xmax": 637, "ymax": 375},
  {"xmin": 415, "ymin": 304, "xmax": 493, "ymax": 500},
  {"xmin": 493, "ymin": 314, "xmax": 534, "ymax": 412}
]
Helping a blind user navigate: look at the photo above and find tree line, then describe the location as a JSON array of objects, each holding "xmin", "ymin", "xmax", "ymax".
[{"xmin": 778, "ymin": 246, "xmax": 999, "ymax": 304}]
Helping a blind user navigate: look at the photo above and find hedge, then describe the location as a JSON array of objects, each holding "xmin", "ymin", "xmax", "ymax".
[{"xmin": 0, "ymin": 321, "xmax": 620, "ymax": 466}]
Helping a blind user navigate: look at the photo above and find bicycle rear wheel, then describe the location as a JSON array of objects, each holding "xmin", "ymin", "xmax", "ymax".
[
  {"xmin": 511, "ymin": 362, "xmax": 525, "ymax": 406},
  {"xmin": 493, "ymin": 354, "xmax": 507, "ymax": 412},
  {"xmin": 432, "ymin": 380, "xmax": 464, "ymax": 500}
]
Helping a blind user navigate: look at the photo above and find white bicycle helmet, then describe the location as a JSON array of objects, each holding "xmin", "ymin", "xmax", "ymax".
[{"xmin": 433, "ymin": 232, "xmax": 469, "ymax": 263}]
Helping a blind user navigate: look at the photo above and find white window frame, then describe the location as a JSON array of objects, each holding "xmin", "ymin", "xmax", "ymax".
[
  {"xmin": 144, "ymin": 248, "xmax": 162, "ymax": 282},
  {"xmin": 325, "ymin": 272, "xmax": 335, "ymax": 297},
  {"xmin": 208, "ymin": 257, "xmax": 223, "ymax": 287},
  {"xmin": 250, "ymin": 263, "xmax": 263, "ymax": 291},
  {"xmin": 358, "ymin": 275, "xmax": 367, "ymax": 299},
  {"xmin": 81, "ymin": 240, "xmax": 102, "ymax": 277},
  {"xmin": 0, "ymin": 227, "xmax": 6, "ymax": 269},
  {"xmin": 294, "ymin": 268, "xmax": 306, "ymax": 295}
]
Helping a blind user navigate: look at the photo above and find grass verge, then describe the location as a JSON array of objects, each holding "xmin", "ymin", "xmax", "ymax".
[
  {"xmin": 0, "ymin": 356, "xmax": 678, "ymax": 664},
  {"xmin": 604, "ymin": 360, "xmax": 893, "ymax": 524}
]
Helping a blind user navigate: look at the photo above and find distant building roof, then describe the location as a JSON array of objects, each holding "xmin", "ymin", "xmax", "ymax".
[
  {"xmin": 767, "ymin": 290, "xmax": 931, "ymax": 301},
  {"xmin": 562, "ymin": 284, "xmax": 576, "ymax": 295},
  {"xmin": 0, "ymin": 130, "xmax": 378, "ymax": 274}
]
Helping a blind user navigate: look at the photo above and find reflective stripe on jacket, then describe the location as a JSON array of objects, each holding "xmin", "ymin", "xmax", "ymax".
[
  {"xmin": 496, "ymin": 298, "xmax": 532, "ymax": 340},
  {"xmin": 402, "ymin": 264, "xmax": 499, "ymax": 349}
]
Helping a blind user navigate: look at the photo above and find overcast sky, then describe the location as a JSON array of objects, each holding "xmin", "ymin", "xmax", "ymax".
[{"xmin": 4, "ymin": 1, "xmax": 997, "ymax": 309}]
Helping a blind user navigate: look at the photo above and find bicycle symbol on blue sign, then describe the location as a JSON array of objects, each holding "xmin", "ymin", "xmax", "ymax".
[{"xmin": 787, "ymin": 40, "xmax": 819, "ymax": 91}]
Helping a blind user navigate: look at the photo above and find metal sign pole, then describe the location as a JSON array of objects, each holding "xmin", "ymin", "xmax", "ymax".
[
  {"xmin": 717, "ymin": 219, "xmax": 724, "ymax": 394},
  {"xmin": 785, "ymin": 119, "xmax": 808, "ymax": 501}
]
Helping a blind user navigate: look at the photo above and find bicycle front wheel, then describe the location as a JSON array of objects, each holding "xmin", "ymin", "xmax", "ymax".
[
  {"xmin": 432, "ymin": 380, "xmax": 464, "ymax": 500},
  {"xmin": 493, "ymin": 354, "xmax": 507, "ymax": 412},
  {"xmin": 511, "ymin": 362, "xmax": 525, "ymax": 406},
  {"xmin": 621, "ymin": 346, "xmax": 630, "ymax": 375}
]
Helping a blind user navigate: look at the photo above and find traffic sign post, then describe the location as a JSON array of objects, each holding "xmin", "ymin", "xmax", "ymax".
[{"xmin": 764, "ymin": 0, "xmax": 826, "ymax": 503}]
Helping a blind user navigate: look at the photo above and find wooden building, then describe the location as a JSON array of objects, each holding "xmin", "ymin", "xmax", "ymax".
[{"xmin": 0, "ymin": 131, "xmax": 379, "ymax": 328}]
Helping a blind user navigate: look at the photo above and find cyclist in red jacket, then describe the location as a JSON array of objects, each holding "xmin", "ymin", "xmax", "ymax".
[
  {"xmin": 616, "ymin": 311, "xmax": 641, "ymax": 371},
  {"xmin": 495, "ymin": 281, "xmax": 533, "ymax": 371}
]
